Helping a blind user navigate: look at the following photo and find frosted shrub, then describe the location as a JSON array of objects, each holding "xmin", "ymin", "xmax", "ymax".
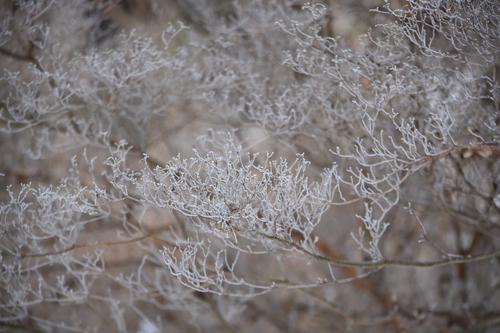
[{"xmin": 1, "ymin": 0, "xmax": 500, "ymax": 332}]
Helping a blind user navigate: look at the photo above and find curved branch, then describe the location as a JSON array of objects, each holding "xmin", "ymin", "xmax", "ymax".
[
  {"xmin": 19, "ymin": 234, "xmax": 174, "ymax": 259},
  {"xmin": 247, "ymin": 227, "xmax": 500, "ymax": 268}
]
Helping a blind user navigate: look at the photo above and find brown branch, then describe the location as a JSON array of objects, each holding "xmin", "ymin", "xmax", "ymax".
[
  {"xmin": 247, "ymin": 227, "xmax": 500, "ymax": 269},
  {"xmin": 19, "ymin": 234, "xmax": 157, "ymax": 258},
  {"xmin": 314, "ymin": 243, "xmax": 500, "ymax": 268},
  {"xmin": 0, "ymin": 46, "xmax": 34, "ymax": 61}
]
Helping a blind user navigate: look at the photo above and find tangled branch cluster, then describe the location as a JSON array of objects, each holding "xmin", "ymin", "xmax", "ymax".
[{"xmin": 1, "ymin": 0, "xmax": 500, "ymax": 332}]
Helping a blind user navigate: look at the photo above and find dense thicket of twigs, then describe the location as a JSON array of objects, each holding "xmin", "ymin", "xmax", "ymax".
[{"xmin": 1, "ymin": 0, "xmax": 500, "ymax": 332}]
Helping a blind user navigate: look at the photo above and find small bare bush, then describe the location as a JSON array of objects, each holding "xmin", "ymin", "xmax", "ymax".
[{"xmin": 1, "ymin": 0, "xmax": 500, "ymax": 332}]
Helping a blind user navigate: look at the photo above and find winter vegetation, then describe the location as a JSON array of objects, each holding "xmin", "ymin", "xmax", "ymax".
[{"xmin": 1, "ymin": 0, "xmax": 500, "ymax": 332}]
